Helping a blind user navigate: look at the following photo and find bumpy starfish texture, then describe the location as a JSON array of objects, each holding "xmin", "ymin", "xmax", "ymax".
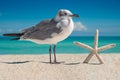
[{"xmin": 74, "ymin": 29, "xmax": 116, "ymax": 64}]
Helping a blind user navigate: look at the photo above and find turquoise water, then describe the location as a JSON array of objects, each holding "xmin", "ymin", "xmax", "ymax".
[{"xmin": 0, "ymin": 36, "xmax": 120, "ymax": 54}]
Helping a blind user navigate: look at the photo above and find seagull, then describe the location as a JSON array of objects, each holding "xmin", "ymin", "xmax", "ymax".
[{"xmin": 3, "ymin": 9, "xmax": 79, "ymax": 63}]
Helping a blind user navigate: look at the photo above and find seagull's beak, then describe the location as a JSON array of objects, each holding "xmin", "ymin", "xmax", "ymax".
[{"xmin": 71, "ymin": 14, "xmax": 80, "ymax": 18}]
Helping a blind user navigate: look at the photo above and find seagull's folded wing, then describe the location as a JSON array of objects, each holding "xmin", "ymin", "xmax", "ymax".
[{"xmin": 21, "ymin": 19, "xmax": 62, "ymax": 40}]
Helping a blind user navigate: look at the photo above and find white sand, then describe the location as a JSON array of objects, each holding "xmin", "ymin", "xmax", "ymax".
[{"xmin": 0, "ymin": 54, "xmax": 120, "ymax": 80}]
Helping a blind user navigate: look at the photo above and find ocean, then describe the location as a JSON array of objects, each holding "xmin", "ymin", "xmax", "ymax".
[{"xmin": 0, "ymin": 36, "xmax": 120, "ymax": 54}]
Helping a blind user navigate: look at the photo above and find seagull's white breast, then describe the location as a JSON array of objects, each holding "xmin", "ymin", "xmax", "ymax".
[{"xmin": 51, "ymin": 19, "xmax": 74, "ymax": 43}]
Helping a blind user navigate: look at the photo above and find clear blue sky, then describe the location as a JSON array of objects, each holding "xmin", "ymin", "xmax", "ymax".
[{"xmin": 0, "ymin": 0, "xmax": 120, "ymax": 36}]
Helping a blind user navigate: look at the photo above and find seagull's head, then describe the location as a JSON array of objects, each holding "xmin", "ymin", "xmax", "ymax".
[{"xmin": 55, "ymin": 9, "xmax": 79, "ymax": 21}]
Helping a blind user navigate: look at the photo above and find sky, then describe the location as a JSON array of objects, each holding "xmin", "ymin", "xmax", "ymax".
[{"xmin": 0, "ymin": 0, "xmax": 120, "ymax": 36}]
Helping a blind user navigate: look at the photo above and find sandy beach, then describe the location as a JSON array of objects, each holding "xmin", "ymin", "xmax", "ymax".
[{"xmin": 0, "ymin": 54, "xmax": 120, "ymax": 80}]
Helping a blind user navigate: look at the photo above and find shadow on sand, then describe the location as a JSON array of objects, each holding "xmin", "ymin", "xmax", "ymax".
[
  {"xmin": 0, "ymin": 60, "xmax": 102, "ymax": 65},
  {"xmin": 86, "ymin": 63, "xmax": 102, "ymax": 65},
  {"xmin": 64, "ymin": 62, "xmax": 81, "ymax": 65},
  {"xmin": 0, "ymin": 61, "xmax": 31, "ymax": 64},
  {"xmin": 41, "ymin": 61, "xmax": 65, "ymax": 64}
]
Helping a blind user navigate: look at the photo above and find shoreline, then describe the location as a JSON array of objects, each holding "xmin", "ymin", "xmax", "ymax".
[
  {"xmin": 0, "ymin": 54, "xmax": 120, "ymax": 80},
  {"xmin": 0, "ymin": 52, "xmax": 120, "ymax": 55}
]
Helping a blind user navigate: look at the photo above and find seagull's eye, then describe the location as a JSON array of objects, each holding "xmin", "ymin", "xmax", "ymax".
[{"xmin": 64, "ymin": 13, "xmax": 67, "ymax": 15}]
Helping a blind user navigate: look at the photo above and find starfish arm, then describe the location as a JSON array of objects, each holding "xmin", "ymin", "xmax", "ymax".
[
  {"xmin": 95, "ymin": 53, "xmax": 104, "ymax": 64},
  {"xmin": 73, "ymin": 41, "xmax": 93, "ymax": 51},
  {"xmin": 94, "ymin": 29, "xmax": 99, "ymax": 49},
  {"xmin": 98, "ymin": 44, "xmax": 116, "ymax": 52},
  {"xmin": 83, "ymin": 52, "xmax": 94, "ymax": 63}
]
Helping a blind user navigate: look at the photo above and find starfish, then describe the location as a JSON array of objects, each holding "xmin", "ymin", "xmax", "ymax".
[{"xmin": 74, "ymin": 29, "xmax": 116, "ymax": 64}]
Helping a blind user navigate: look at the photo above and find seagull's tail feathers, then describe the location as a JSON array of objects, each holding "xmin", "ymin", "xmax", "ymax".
[{"xmin": 3, "ymin": 33, "xmax": 24, "ymax": 40}]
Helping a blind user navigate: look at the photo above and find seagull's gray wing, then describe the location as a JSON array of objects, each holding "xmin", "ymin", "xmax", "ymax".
[{"xmin": 21, "ymin": 19, "xmax": 62, "ymax": 40}]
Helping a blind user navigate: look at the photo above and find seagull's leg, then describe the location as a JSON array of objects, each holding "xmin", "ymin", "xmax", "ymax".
[
  {"xmin": 53, "ymin": 44, "xmax": 57, "ymax": 63},
  {"xmin": 49, "ymin": 45, "xmax": 52, "ymax": 63}
]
